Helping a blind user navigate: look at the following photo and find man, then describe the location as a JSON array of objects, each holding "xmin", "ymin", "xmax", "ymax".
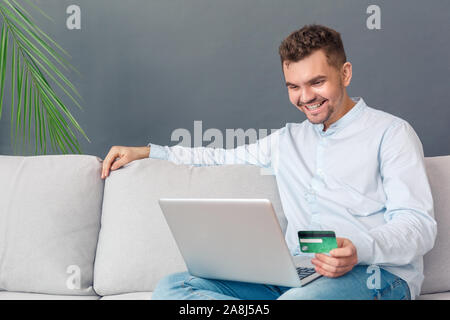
[{"xmin": 101, "ymin": 25, "xmax": 436, "ymax": 300}]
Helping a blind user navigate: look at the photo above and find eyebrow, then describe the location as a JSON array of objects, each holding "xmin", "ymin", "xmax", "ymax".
[{"xmin": 285, "ymin": 75, "xmax": 327, "ymax": 87}]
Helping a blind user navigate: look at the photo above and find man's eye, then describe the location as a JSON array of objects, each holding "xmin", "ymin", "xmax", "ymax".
[{"xmin": 313, "ymin": 81, "xmax": 324, "ymax": 85}]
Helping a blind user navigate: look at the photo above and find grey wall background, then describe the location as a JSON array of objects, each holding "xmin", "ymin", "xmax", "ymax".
[{"xmin": 0, "ymin": 0, "xmax": 449, "ymax": 158}]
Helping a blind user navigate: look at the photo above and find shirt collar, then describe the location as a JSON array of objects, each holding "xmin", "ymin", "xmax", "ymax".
[{"xmin": 313, "ymin": 96, "xmax": 366, "ymax": 136}]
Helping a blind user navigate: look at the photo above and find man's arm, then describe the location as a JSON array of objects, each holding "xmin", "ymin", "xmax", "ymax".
[
  {"xmin": 312, "ymin": 121, "xmax": 437, "ymax": 277},
  {"xmin": 352, "ymin": 120, "xmax": 437, "ymax": 266},
  {"xmin": 148, "ymin": 128, "xmax": 283, "ymax": 170},
  {"xmin": 101, "ymin": 128, "xmax": 283, "ymax": 179}
]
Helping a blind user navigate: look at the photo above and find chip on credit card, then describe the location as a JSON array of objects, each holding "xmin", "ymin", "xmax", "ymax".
[{"xmin": 298, "ymin": 231, "xmax": 338, "ymax": 253}]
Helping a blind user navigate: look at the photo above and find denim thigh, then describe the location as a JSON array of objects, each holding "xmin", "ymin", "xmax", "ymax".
[
  {"xmin": 152, "ymin": 271, "xmax": 283, "ymax": 300},
  {"xmin": 152, "ymin": 266, "xmax": 411, "ymax": 300},
  {"xmin": 277, "ymin": 265, "xmax": 411, "ymax": 300}
]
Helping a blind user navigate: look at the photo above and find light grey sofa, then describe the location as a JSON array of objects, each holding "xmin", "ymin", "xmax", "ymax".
[{"xmin": 0, "ymin": 154, "xmax": 449, "ymax": 300}]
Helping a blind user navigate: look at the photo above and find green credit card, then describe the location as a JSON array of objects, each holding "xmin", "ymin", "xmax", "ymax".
[{"xmin": 298, "ymin": 231, "xmax": 338, "ymax": 253}]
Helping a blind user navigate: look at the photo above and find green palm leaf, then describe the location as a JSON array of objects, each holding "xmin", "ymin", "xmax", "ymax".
[{"xmin": 0, "ymin": 0, "xmax": 89, "ymax": 155}]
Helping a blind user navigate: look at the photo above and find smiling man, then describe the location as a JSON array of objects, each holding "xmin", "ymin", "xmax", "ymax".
[
  {"xmin": 102, "ymin": 24, "xmax": 437, "ymax": 300},
  {"xmin": 283, "ymin": 49, "xmax": 356, "ymax": 132}
]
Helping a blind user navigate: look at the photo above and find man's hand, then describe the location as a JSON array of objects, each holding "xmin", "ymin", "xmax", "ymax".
[
  {"xmin": 311, "ymin": 237, "xmax": 358, "ymax": 278},
  {"xmin": 101, "ymin": 146, "xmax": 150, "ymax": 179}
]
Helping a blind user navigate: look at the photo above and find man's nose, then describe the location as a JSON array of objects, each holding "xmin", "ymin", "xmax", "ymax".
[{"xmin": 299, "ymin": 87, "xmax": 316, "ymax": 106}]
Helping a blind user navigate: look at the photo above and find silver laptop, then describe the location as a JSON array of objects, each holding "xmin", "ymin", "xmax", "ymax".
[{"xmin": 158, "ymin": 198, "xmax": 321, "ymax": 287}]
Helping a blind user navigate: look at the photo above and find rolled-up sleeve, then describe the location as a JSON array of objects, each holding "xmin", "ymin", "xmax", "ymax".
[{"xmin": 148, "ymin": 143, "xmax": 169, "ymax": 160}]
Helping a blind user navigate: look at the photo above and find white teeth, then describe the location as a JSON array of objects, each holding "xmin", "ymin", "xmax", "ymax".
[
  {"xmin": 307, "ymin": 103, "xmax": 321, "ymax": 109},
  {"xmin": 305, "ymin": 100, "xmax": 325, "ymax": 110}
]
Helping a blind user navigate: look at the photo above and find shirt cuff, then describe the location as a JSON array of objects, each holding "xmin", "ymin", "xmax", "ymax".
[
  {"xmin": 351, "ymin": 235, "xmax": 375, "ymax": 266},
  {"xmin": 147, "ymin": 143, "xmax": 169, "ymax": 160}
]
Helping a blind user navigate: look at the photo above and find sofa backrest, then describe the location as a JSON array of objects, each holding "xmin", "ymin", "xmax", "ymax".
[
  {"xmin": 421, "ymin": 156, "xmax": 450, "ymax": 294},
  {"xmin": 0, "ymin": 155, "xmax": 103, "ymax": 295}
]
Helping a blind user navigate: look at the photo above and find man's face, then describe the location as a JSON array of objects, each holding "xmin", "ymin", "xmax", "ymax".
[{"xmin": 282, "ymin": 49, "xmax": 352, "ymax": 130}]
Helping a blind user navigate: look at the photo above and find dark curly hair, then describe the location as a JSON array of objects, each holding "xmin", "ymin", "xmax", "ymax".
[{"xmin": 278, "ymin": 24, "xmax": 347, "ymax": 70}]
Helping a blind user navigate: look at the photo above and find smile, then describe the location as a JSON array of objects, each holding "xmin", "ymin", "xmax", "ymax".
[{"xmin": 304, "ymin": 100, "xmax": 327, "ymax": 111}]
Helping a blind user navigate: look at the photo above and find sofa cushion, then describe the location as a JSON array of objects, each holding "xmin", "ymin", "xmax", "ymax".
[
  {"xmin": 0, "ymin": 155, "xmax": 103, "ymax": 295},
  {"xmin": 0, "ymin": 291, "xmax": 100, "ymax": 300},
  {"xmin": 417, "ymin": 292, "xmax": 450, "ymax": 300},
  {"xmin": 100, "ymin": 292, "xmax": 153, "ymax": 300},
  {"xmin": 421, "ymin": 156, "xmax": 450, "ymax": 294},
  {"xmin": 93, "ymin": 158, "xmax": 286, "ymax": 296}
]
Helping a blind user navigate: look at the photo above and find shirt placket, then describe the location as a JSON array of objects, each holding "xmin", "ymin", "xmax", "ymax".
[{"xmin": 305, "ymin": 133, "xmax": 328, "ymax": 230}]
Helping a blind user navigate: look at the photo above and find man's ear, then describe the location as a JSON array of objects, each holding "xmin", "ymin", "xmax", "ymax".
[{"xmin": 341, "ymin": 62, "xmax": 353, "ymax": 87}]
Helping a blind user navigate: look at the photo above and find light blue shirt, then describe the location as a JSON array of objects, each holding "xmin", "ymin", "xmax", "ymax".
[{"xmin": 149, "ymin": 97, "xmax": 437, "ymax": 299}]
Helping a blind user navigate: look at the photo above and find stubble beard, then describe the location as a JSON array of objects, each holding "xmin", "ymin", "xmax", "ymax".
[{"xmin": 306, "ymin": 102, "xmax": 334, "ymax": 126}]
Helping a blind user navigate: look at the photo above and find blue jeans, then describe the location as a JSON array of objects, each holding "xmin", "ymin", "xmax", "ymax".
[{"xmin": 152, "ymin": 265, "xmax": 411, "ymax": 300}]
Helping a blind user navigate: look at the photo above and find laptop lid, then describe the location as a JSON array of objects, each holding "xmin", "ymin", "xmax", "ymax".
[{"xmin": 158, "ymin": 198, "xmax": 304, "ymax": 287}]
